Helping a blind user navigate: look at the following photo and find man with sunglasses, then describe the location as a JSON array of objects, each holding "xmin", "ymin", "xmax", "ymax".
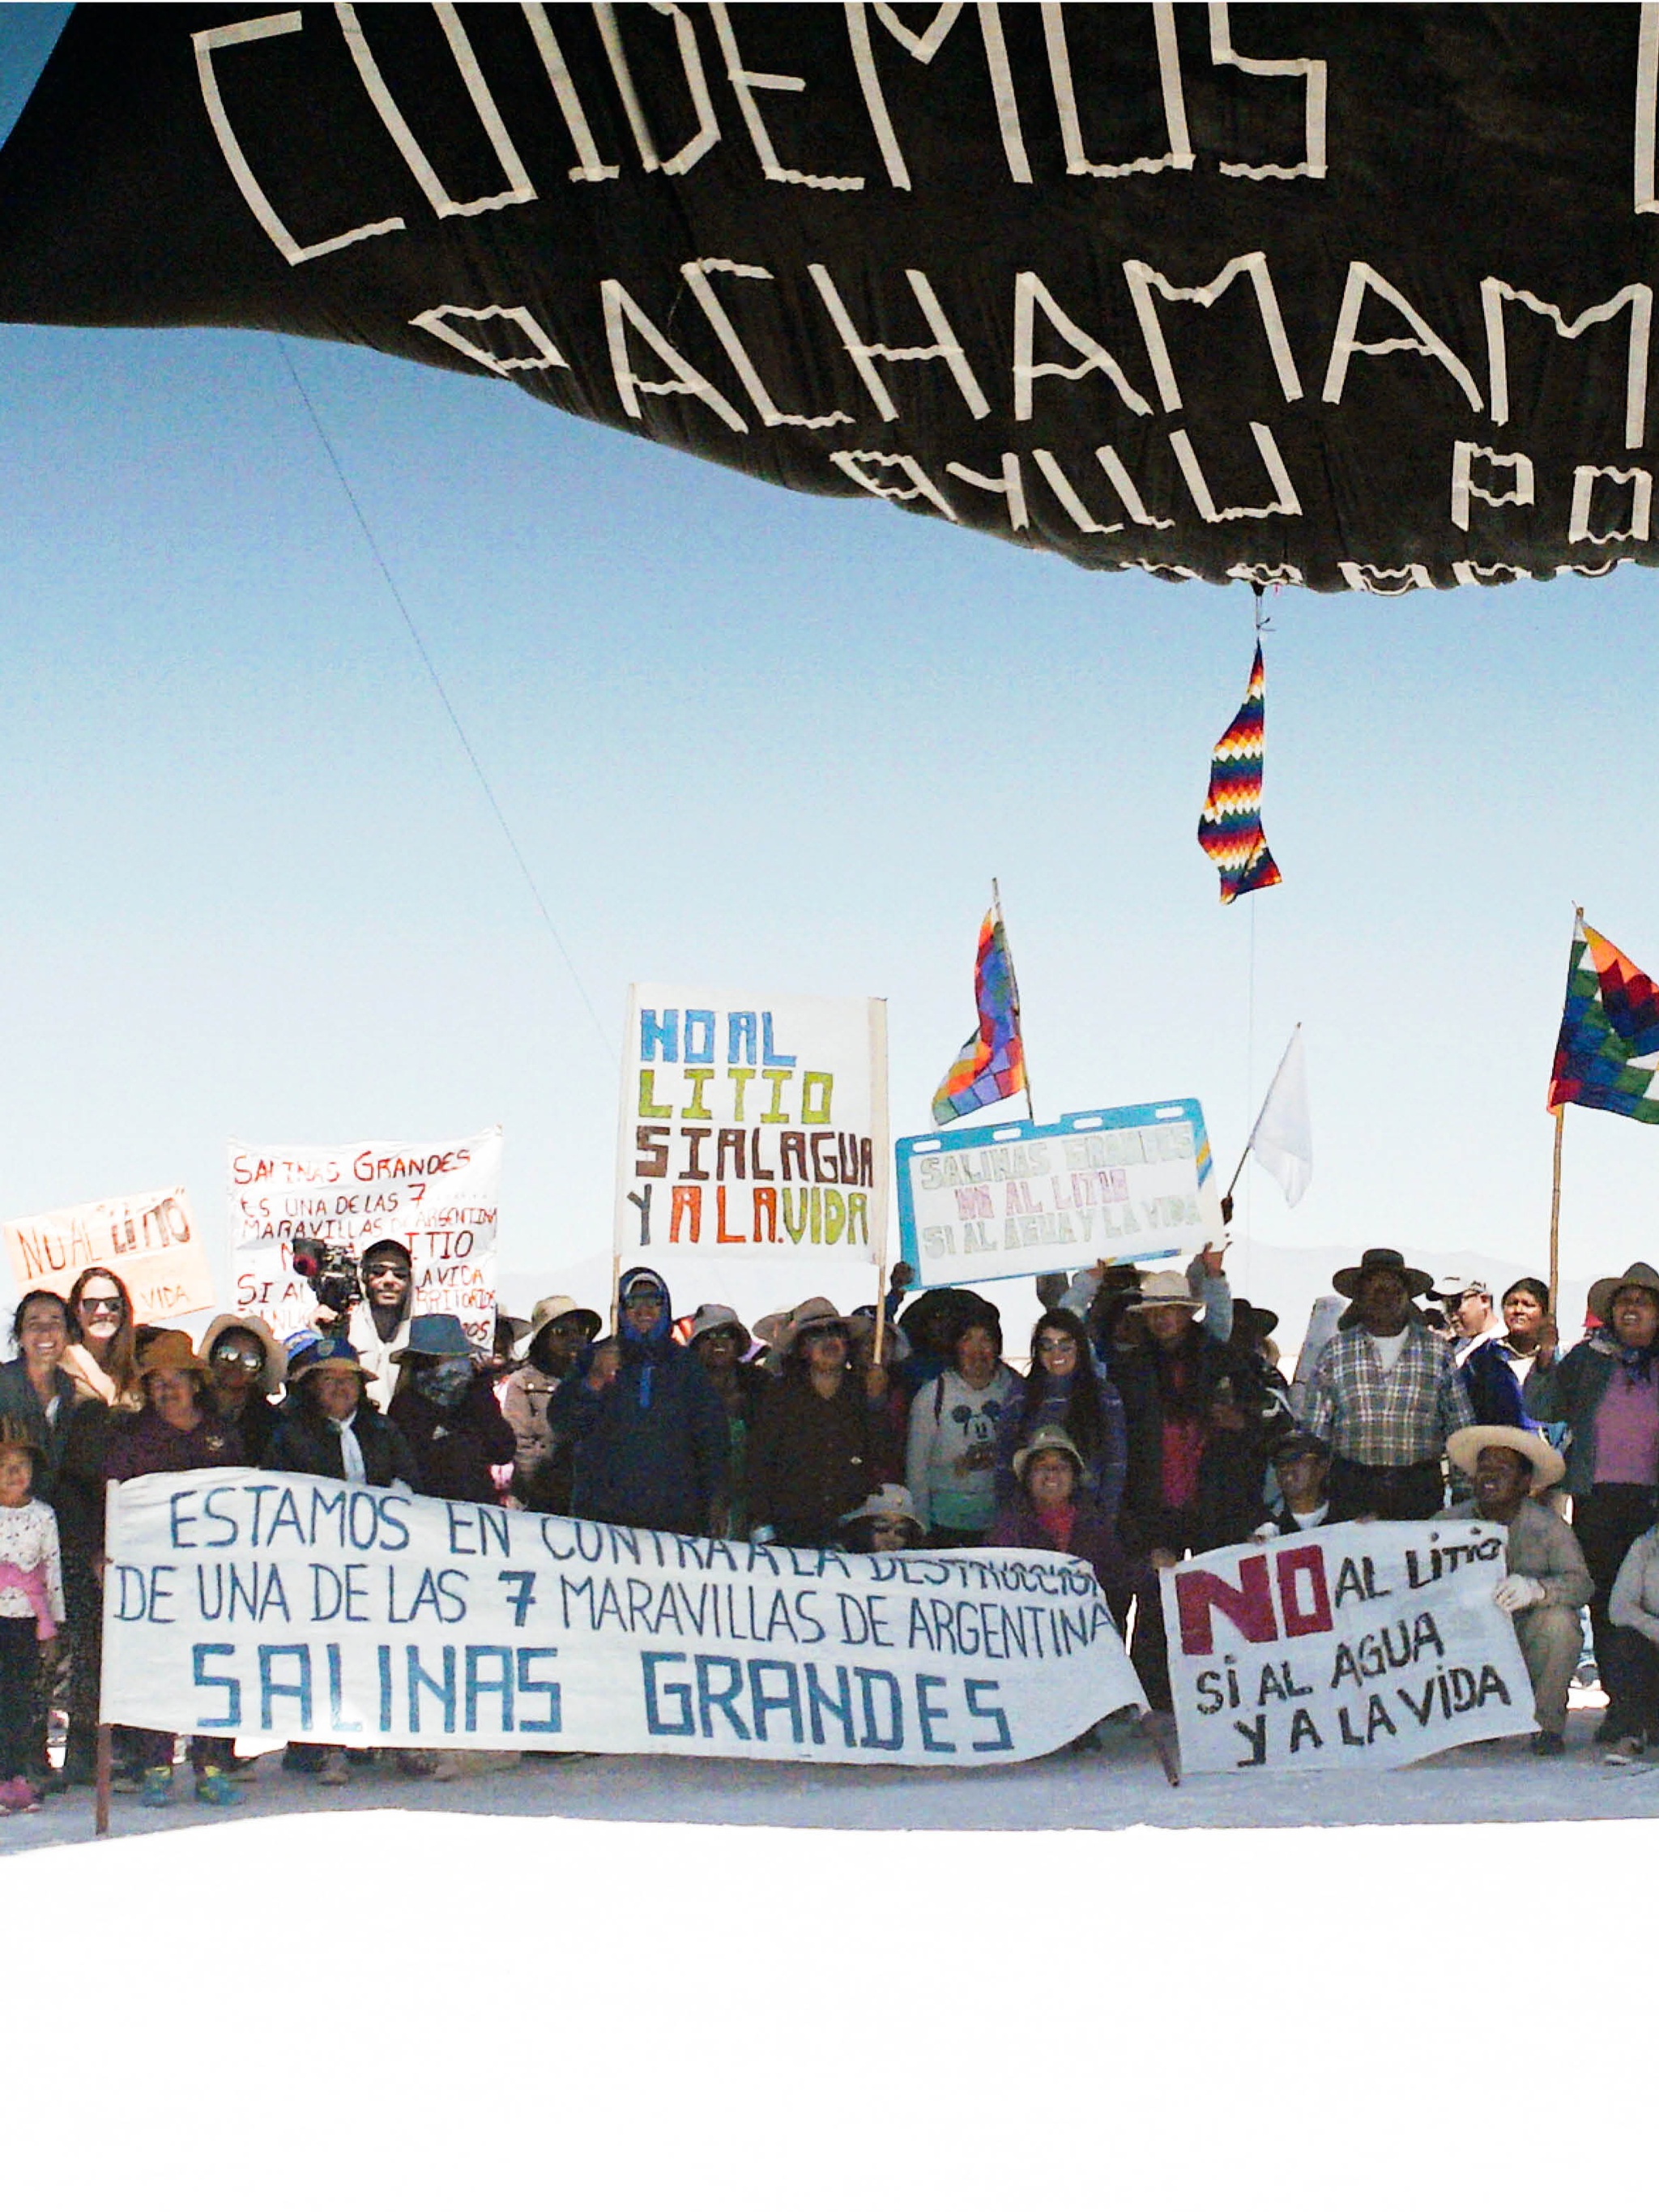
[{"xmin": 334, "ymin": 1239, "xmax": 417, "ymax": 1411}]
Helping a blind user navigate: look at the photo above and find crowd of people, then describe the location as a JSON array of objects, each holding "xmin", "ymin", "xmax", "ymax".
[{"xmin": 2, "ymin": 1236, "xmax": 1657, "ymax": 1813}]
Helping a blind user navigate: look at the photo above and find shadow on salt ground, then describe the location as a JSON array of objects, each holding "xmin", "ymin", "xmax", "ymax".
[{"xmin": 6, "ymin": 1706, "xmax": 1659, "ymax": 1857}]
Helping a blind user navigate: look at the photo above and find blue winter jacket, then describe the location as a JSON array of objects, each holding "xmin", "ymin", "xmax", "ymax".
[{"xmin": 553, "ymin": 1268, "xmax": 729, "ymax": 1535}]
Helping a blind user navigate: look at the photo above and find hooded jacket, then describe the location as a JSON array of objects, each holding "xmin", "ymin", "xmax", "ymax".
[{"xmin": 552, "ymin": 1269, "xmax": 728, "ymax": 1535}]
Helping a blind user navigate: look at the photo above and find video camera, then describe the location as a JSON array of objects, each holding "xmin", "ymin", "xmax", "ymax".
[{"xmin": 291, "ymin": 1236, "xmax": 361, "ymax": 1318}]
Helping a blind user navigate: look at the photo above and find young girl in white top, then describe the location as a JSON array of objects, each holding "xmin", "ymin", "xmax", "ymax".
[{"xmin": 0, "ymin": 1421, "xmax": 66, "ymax": 1813}]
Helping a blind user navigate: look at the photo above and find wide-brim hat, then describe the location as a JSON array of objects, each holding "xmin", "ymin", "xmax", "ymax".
[
  {"xmin": 1446, "ymin": 1424, "xmax": 1567, "ymax": 1494},
  {"xmin": 390, "ymin": 1313, "xmax": 475, "ymax": 1364},
  {"xmin": 840, "ymin": 1483, "xmax": 923, "ymax": 1531},
  {"xmin": 893, "ymin": 1286, "xmax": 999, "ymax": 1343},
  {"xmin": 520, "ymin": 1294, "xmax": 603, "ymax": 1355},
  {"xmin": 1231, "ymin": 1297, "xmax": 1280, "ymax": 1339},
  {"xmin": 1130, "ymin": 1270, "xmax": 1201, "ymax": 1313},
  {"xmin": 1012, "ymin": 1424, "xmax": 1087, "ymax": 1483},
  {"xmin": 1587, "ymin": 1261, "xmax": 1659, "ymax": 1325},
  {"xmin": 1331, "ymin": 1247, "xmax": 1435, "ymax": 1299},
  {"xmin": 136, "ymin": 1329, "xmax": 212, "ymax": 1383},
  {"xmin": 772, "ymin": 1297, "xmax": 873, "ymax": 1354},
  {"xmin": 289, "ymin": 1334, "xmax": 371, "ymax": 1384},
  {"xmin": 687, "ymin": 1303, "xmax": 752, "ymax": 1351},
  {"xmin": 198, "ymin": 1312, "xmax": 288, "ymax": 1393}
]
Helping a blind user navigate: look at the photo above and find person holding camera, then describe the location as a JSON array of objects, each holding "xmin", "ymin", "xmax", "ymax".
[{"xmin": 306, "ymin": 1236, "xmax": 415, "ymax": 1411}]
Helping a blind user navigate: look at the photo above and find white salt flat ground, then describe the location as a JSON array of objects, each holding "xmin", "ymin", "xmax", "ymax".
[{"xmin": 6, "ymin": 1719, "xmax": 1656, "ymax": 2210}]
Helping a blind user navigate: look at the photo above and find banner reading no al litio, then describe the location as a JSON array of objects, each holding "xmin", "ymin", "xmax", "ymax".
[
  {"xmin": 227, "ymin": 1129, "xmax": 502, "ymax": 1346},
  {"xmin": 616, "ymin": 989, "xmax": 888, "ymax": 1266},
  {"xmin": 1162, "ymin": 1524, "xmax": 1534, "ymax": 1777},
  {"xmin": 102, "ymin": 1472, "xmax": 1142, "ymax": 1764},
  {"xmin": 4, "ymin": 1185, "xmax": 215, "ymax": 1324}
]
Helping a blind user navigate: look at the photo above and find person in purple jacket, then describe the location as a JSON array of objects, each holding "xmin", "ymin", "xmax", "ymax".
[{"xmin": 989, "ymin": 1425, "xmax": 1139, "ymax": 1632}]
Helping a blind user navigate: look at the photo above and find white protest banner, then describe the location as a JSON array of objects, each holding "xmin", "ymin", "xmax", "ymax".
[
  {"xmin": 616, "ymin": 989, "xmax": 888, "ymax": 1268},
  {"xmin": 4, "ymin": 1186, "xmax": 215, "ymax": 1324},
  {"xmin": 101, "ymin": 1471, "xmax": 1142, "ymax": 1764},
  {"xmin": 1162, "ymin": 1523, "xmax": 1534, "ymax": 1775},
  {"xmin": 896, "ymin": 1099, "xmax": 1223, "ymax": 1290},
  {"xmin": 228, "ymin": 1128, "xmax": 502, "ymax": 1347}
]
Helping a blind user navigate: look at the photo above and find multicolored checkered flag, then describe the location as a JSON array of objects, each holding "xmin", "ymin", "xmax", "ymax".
[
  {"xmin": 1198, "ymin": 643, "xmax": 1282, "ymax": 903},
  {"xmin": 1549, "ymin": 916, "xmax": 1659, "ymax": 1123}
]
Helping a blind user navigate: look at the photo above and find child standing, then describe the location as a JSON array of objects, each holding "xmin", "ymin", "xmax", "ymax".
[{"xmin": 0, "ymin": 1420, "xmax": 66, "ymax": 1813}]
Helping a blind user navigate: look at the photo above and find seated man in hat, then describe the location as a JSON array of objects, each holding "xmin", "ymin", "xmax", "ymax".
[
  {"xmin": 1254, "ymin": 1431, "xmax": 1335, "ymax": 1537},
  {"xmin": 504, "ymin": 1295, "xmax": 602, "ymax": 1515},
  {"xmin": 1304, "ymin": 1248, "xmax": 1474, "ymax": 1520},
  {"xmin": 1438, "ymin": 1425, "xmax": 1590, "ymax": 1756}
]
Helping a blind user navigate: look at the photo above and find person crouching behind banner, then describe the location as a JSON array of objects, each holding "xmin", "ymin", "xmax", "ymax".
[
  {"xmin": 745, "ymin": 1301, "xmax": 895, "ymax": 1547},
  {"xmin": 991, "ymin": 1426, "xmax": 1137, "ymax": 1633},
  {"xmin": 1254, "ymin": 1432, "xmax": 1335, "ymax": 1538},
  {"xmin": 104, "ymin": 1333, "xmax": 243, "ymax": 1808},
  {"xmin": 994, "ymin": 1309, "xmax": 1127, "ymax": 1524},
  {"xmin": 199, "ymin": 1313, "xmax": 287, "ymax": 1463},
  {"xmin": 557, "ymin": 1269, "xmax": 727, "ymax": 1538},
  {"xmin": 906, "ymin": 1309, "xmax": 1018, "ymax": 1547},
  {"xmin": 839, "ymin": 1483, "xmax": 923, "ymax": 1555},
  {"xmin": 1115, "ymin": 1273, "xmax": 1274, "ymax": 1710},
  {"xmin": 1437, "ymin": 1426, "xmax": 1589, "ymax": 1757},
  {"xmin": 388, "ymin": 1315, "xmax": 515, "ymax": 1506},
  {"xmin": 505, "ymin": 1295, "xmax": 602, "ymax": 1515},
  {"xmin": 0, "ymin": 1422, "xmax": 66, "ymax": 1816}
]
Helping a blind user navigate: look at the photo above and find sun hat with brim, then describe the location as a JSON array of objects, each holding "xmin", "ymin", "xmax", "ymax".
[
  {"xmin": 288, "ymin": 1335, "xmax": 372, "ymax": 1385},
  {"xmin": 1587, "ymin": 1262, "xmax": 1659, "ymax": 1326},
  {"xmin": 390, "ymin": 1313, "xmax": 475, "ymax": 1364},
  {"xmin": 1130, "ymin": 1270, "xmax": 1201, "ymax": 1313},
  {"xmin": 839, "ymin": 1483, "xmax": 923, "ymax": 1531},
  {"xmin": 520, "ymin": 1294, "xmax": 603, "ymax": 1355},
  {"xmin": 1012, "ymin": 1424, "xmax": 1088, "ymax": 1484},
  {"xmin": 688, "ymin": 1303, "xmax": 752, "ymax": 1351},
  {"xmin": 198, "ymin": 1312, "xmax": 288, "ymax": 1393},
  {"xmin": 1446, "ymin": 1424, "xmax": 1567, "ymax": 1494},
  {"xmin": 1231, "ymin": 1298, "xmax": 1280, "ymax": 1339},
  {"xmin": 136, "ymin": 1330, "xmax": 213, "ymax": 1383},
  {"xmin": 1331, "ymin": 1247, "xmax": 1435, "ymax": 1300},
  {"xmin": 775, "ymin": 1297, "xmax": 873, "ymax": 1354}
]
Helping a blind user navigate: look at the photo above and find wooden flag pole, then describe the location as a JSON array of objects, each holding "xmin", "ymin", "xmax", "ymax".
[
  {"xmin": 992, "ymin": 877, "xmax": 1035, "ymax": 1125},
  {"xmin": 1548, "ymin": 904, "xmax": 1582, "ymax": 1321}
]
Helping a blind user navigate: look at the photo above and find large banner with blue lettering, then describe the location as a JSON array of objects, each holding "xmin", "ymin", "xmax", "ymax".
[
  {"xmin": 1162, "ymin": 1522, "xmax": 1534, "ymax": 1775},
  {"xmin": 101, "ymin": 1471, "xmax": 1142, "ymax": 1762},
  {"xmin": 616, "ymin": 987, "xmax": 888, "ymax": 1268}
]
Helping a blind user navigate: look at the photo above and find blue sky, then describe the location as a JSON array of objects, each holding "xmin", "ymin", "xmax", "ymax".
[{"xmin": 5, "ymin": 6, "xmax": 1659, "ymax": 1328}]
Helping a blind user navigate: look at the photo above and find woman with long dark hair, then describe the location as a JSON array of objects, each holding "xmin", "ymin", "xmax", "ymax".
[
  {"xmin": 62, "ymin": 1266, "xmax": 141, "ymax": 1410},
  {"xmin": 993, "ymin": 1309, "xmax": 1127, "ymax": 1522},
  {"xmin": 1464, "ymin": 1277, "xmax": 1555, "ymax": 1429}
]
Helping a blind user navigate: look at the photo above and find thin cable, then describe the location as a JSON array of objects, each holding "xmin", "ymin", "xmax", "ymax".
[{"xmin": 276, "ymin": 339, "xmax": 616, "ymax": 1058}]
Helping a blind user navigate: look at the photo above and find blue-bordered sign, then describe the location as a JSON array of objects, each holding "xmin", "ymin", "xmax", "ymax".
[{"xmin": 895, "ymin": 1099, "xmax": 1221, "ymax": 1291}]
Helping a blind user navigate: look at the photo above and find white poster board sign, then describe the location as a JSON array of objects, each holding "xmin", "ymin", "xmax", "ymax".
[
  {"xmin": 896, "ymin": 1099, "xmax": 1222, "ymax": 1289},
  {"xmin": 228, "ymin": 1128, "xmax": 502, "ymax": 1347},
  {"xmin": 102, "ymin": 1471, "xmax": 1145, "ymax": 1765},
  {"xmin": 1162, "ymin": 1523, "xmax": 1534, "ymax": 1774},
  {"xmin": 616, "ymin": 989, "xmax": 888, "ymax": 1268}
]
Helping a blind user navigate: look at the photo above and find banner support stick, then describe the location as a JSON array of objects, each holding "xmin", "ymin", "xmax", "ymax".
[
  {"xmin": 1548, "ymin": 1107, "xmax": 1564, "ymax": 1320},
  {"xmin": 1139, "ymin": 1714, "xmax": 1180, "ymax": 1787},
  {"xmin": 94, "ymin": 1723, "xmax": 111, "ymax": 1838}
]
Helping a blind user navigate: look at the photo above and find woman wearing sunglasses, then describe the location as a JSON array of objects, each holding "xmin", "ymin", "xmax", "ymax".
[
  {"xmin": 198, "ymin": 1313, "xmax": 288, "ymax": 1462},
  {"xmin": 62, "ymin": 1266, "xmax": 141, "ymax": 1411}
]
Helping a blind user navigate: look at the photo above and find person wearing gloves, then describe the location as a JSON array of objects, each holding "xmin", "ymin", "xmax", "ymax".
[
  {"xmin": 1608, "ymin": 1518, "xmax": 1659, "ymax": 1764},
  {"xmin": 905, "ymin": 1309, "xmax": 1019, "ymax": 1544},
  {"xmin": 1436, "ymin": 1425, "xmax": 1591, "ymax": 1757},
  {"xmin": 555, "ymin": 1268, "xmax": 728, "ymax": 1537},
  {"xmin": 503, "ymin": 1295, "xmax": 602, "ymax": 1515},
  {"xmin": 387, "ymin": 1314, "xmax": 516, "ymax": 1508}
]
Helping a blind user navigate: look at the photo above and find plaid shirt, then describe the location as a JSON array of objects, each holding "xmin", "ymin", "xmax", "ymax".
[{"xmin": 1305, "ymin": 1325, "xmax": 1474, "ymax": 1467}]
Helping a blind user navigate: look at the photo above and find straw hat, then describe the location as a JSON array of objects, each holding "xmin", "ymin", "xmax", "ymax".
[
  {"xmin": 198, "ymin": 1312, "xmax": 288, "ymax": 1393},
  {"xmin": 1587, "ymin": 1261, "xmax": 1659, "ymax": 1326},
  {"xmin": 1011, "ymin": 1424, "xmax": 1087, "ymax": 1484},
  {"xmin": 1130, "ymin": 1270, "xmax": 1201, "ymax": 1313},
  {"xmin": 136, "ymin": 1330, "xmax": 212, "ymax": 1383},
  {"xmin": 839, "ymin": 1483, "xmax": 923, "ymax": 1531},
  {"xmin": 771, "ymin": 1297, "xmax": 872, "ymax": 1355},
  {"xmin": 1446, "ymin": 1424, "xmax": 1566, "ymax": 1495},
  {"xmin": 519, "ymin": 1293, "xmax": 602, "ymax": 1355}
]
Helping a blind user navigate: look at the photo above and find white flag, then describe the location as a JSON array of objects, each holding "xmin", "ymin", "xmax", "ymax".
[{"xmin": 1249, "ymin": 1027, "xmax": 1311, "ymax": 1206}]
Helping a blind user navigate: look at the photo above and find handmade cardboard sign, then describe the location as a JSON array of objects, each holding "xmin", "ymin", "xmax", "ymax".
[{"xmin": 4, "ymin": 1185, "xmax": 214, "ymax": 1324}]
